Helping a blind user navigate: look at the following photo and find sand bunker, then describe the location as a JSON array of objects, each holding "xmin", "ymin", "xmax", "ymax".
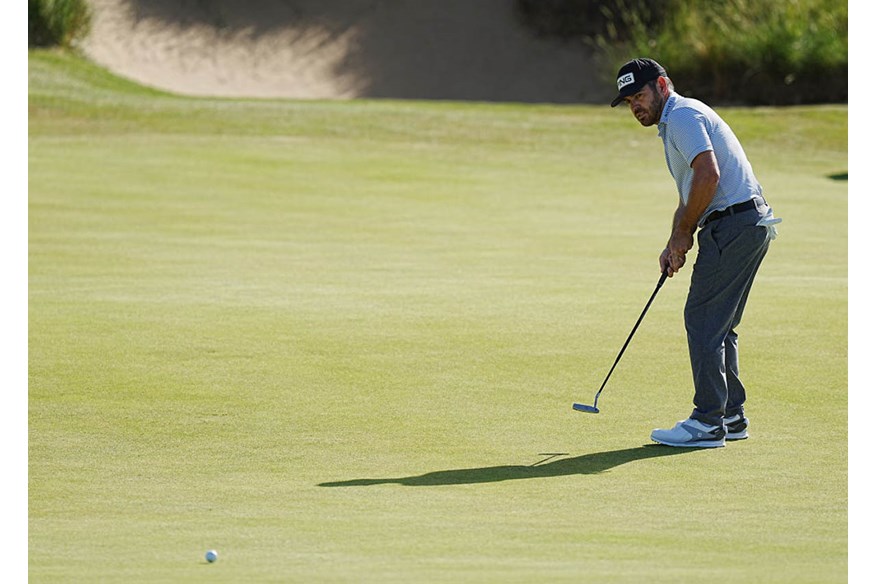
[{"xmin": 80, "ymin": 0, "xmax": 610, "ymax": 103}]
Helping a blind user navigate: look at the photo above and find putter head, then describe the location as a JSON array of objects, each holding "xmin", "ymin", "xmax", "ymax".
[{"xmin": 572, "ymin": 403, "xmax": 600, "ymax": 414}]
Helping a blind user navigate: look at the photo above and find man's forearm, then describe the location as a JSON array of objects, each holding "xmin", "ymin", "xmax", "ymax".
[
  {"xmin": 676, "ymin": 150, "xmax": 721, "ymax": 236},
  {"xmin": 670, "ymin": 202, "xmax": 686, "ymax": 236},
  {"xmin": 665, "ymin": 151, "xmax": 720, "ymax": 271},
  {"xmin": 676, "ymin": 170, "xmax": 719, "ymax": 235}
]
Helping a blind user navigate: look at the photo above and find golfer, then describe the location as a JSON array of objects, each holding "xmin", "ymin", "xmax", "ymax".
[{"xmin": 611, "ymin": 58, "xmax": 780, "ymax": 448}]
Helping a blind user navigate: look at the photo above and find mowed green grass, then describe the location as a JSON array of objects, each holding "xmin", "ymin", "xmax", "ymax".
[{"xmin": 28, "ymin": 50, "xmax": 847, "ymax": 583}]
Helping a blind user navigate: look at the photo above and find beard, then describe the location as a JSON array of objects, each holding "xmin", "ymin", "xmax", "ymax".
[{"xmin": 633, "ymin": 91, "xmax": 666, "ymax": 127}]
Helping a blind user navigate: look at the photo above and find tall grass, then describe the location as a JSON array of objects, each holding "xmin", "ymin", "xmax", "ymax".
[
  {"xmin": 29, "ymin": 0, "xmax": 92, "ymax": 48},
  {"xmin": 594, "ymin": 0, "xmax": 847, "ymax": 105}
]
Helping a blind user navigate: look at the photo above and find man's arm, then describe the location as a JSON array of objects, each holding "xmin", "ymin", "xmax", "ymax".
[
  {"xmin": 662, "ymin": 150, "xmax": 720, "ymax": 276},
  {"xmin": 660, "ymin": 201, "xmax": 686, "ymax": 276}
]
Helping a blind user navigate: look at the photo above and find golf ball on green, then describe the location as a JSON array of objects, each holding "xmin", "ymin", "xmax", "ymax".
[{"xmin": 205, "ymin": 550, "xmax": 218, "ymax": 563}]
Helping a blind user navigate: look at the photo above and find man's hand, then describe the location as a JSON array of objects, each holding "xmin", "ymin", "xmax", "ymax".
[
  {"xmin": 660, "ymin": 227, "xmax": 692, "ymax": 276},
  {"xmin": 659, "ymin": 246, "xmax": 686, "ymax": 277},
  {"xmin": 667, "ymin": 227, "xmax": 693, "ymax": 256}
]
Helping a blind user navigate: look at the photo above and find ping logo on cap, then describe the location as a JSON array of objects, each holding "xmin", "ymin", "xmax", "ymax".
[{"xmin": 617, "ymin": 72, "xmax": 635, "ymax": 90}]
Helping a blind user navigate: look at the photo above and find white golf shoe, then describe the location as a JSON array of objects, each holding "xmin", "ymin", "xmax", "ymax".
[
  {"xmin": 723, "ymin": 413, "xmax": 749, "ymax": 441},
  {"xmin": 650, "ymin": 417, "xmax": 726, "ymax": 448}
]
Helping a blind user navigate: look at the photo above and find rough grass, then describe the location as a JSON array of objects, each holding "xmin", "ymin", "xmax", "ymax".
[
  {"xmin": 29, "ymin": 50, "xmax": 847, "ymax": 583},
  {"xmin": 592, "ymin": 0, "xmax": 848, "ymax": 105},
  {"xmin": 29, "ymin": 0, "xmax": 92, "ymax": 48}
]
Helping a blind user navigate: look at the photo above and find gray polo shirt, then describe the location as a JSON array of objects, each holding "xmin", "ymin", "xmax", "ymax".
[{"xmin": 657, "ymin": 93, "xmax": 763, "ymax": 225}]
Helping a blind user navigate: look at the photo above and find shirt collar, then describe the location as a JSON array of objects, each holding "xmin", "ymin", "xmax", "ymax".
[{"xmin": 657, "ymin": 92, "xmax": 678, "ymax": 137}]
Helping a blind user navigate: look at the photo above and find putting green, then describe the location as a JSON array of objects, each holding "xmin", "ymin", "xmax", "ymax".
[{"xmin": 29, "ymin": 50, "xmax": 847, "ymax": 583}]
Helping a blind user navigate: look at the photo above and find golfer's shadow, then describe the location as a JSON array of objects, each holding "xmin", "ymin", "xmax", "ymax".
[{"xmin": 318, "ymin": 445, "xmax": 696, "ymax": 487}]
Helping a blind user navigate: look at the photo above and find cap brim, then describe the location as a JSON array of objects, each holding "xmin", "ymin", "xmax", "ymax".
[{"xmin": 610, "ymin": 83, "xmax": 640, "ymax": 107}]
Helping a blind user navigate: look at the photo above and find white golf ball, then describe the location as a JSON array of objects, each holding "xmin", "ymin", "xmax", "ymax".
[{"xmin": 205, "ymin": 550, "xmax": 218, "ymax": 563}]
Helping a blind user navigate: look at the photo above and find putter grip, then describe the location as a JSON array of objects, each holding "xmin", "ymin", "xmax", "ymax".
[{"xmin": 658, "ymin": 267, "xmax": 669, "ymax": 287}]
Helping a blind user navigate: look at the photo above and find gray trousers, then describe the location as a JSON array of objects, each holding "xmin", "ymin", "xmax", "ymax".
[{"xmin": 685, "ymin": 199, "xmax": 771, "ymax": 427}]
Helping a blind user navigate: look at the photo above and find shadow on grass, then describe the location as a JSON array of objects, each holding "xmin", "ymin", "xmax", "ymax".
[{"xmin": 318, "ymin": 445, "xmax": 699, "ymax": 487}]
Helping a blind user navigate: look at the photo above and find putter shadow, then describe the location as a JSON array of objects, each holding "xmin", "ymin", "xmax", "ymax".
[{"xmin": 318, "ymin": 445, "xmax": 698, "ymax": 487}]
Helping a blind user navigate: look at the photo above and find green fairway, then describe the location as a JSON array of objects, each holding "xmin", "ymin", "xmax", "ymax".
[{"xmin": 29, "ymin": 50, "xmax": 847, "ymax": 582}]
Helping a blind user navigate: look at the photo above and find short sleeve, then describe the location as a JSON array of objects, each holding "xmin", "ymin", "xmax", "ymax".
[{"xmin": 667, "ymin": 108, "xmax": 713, "ymax": 166}]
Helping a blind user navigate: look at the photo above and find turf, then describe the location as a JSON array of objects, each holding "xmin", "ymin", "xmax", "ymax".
[{"xmin": 28, "ymin": 49, "xmax": 848, "ymax": 583}]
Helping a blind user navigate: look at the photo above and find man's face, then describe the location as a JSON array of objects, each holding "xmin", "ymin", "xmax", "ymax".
[{"xmin": 623, "ymin": 82, "xmax": 665, "ymax": 127}]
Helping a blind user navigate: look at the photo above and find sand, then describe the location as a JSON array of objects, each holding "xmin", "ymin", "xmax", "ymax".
[{"xmin": 79, "ymin": 0, "xmax": 611, "ymax": 103}]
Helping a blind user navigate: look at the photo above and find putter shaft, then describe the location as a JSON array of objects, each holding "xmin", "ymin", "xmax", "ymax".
[{"xmin": 575, "ymin": 269, "xmax": 668, "ymax": 413}]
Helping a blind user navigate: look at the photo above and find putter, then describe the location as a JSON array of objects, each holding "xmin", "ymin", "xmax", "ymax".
[{"xmin": 573, "ymin": 268, "xmax": 669, "ymax": 414}]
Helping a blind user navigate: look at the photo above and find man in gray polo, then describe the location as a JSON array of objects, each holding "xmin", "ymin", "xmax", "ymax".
[{"xmin": 611, "ymin": 57, "xmax": 780, "ymax": 448}]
